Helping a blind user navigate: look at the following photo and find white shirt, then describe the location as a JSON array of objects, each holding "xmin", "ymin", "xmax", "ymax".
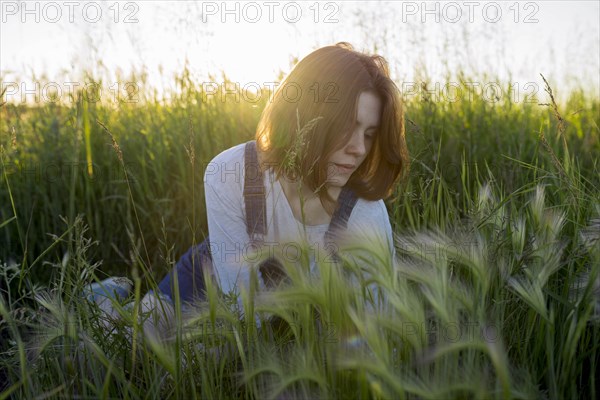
[{"xmin": 203, "ymin": 142, "xmax": 395, "ymax": 301}]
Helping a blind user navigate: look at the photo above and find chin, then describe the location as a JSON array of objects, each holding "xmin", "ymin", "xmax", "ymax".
[{"xmin": 326, "ymin": 177, "xmax": 350, "ymax": 188}]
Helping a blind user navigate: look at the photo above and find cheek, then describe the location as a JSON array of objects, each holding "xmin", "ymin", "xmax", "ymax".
[{"xmin": 364, "ymin": 140, "xmax": 375, "ymax": 157}]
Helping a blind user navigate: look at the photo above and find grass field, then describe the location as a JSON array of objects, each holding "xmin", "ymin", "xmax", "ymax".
[{"xmin": 0, "ymin": 68, "xmax": 599, "ymax": 399}]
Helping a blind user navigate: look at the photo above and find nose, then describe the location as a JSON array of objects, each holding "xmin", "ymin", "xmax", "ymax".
[{"xmin": 345, "ymin": 129, "xmax": 367, "ymax": 157}]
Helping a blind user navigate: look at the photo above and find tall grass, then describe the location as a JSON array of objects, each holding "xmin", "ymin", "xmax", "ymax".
[{"xmin": 0, "ymin": 67, "xmax": 599, "ymax": 398}]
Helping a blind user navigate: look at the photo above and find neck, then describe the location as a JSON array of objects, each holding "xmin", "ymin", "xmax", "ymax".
[
  {"xmin": 279, "ymin": 174, "xmax": 319, "ymax": 202},
  {"xmin": 279, "ymin": 176, "xmax": 341, "ymax": 216}
]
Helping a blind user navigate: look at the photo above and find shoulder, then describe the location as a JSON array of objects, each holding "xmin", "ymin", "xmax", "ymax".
[
  {"xmin": 212, "ymin": 142, "xmax": 247, "ymax": 163},
  {"xmin": 344, "ymin": 197, "xmax": 393, "ymax": 246},
  {"xmin": 350, "ymin": 198, "xmax": 390, "ymax": 223},
  {"xmin": 203, "ymin": 142, "xmax": 248, "ymax": 186}
]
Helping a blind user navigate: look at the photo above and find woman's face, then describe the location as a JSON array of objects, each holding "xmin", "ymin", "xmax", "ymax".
[{"xmin": 326, "ymin": 91, "xmax": 382, "ymax": 188}]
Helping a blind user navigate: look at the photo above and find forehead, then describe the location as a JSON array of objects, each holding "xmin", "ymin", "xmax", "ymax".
[{"xmin": 356, "ymin": 91, "xmax": 382, "ymax": 127}]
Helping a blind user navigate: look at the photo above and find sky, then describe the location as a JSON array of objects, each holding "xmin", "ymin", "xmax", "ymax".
[{"xmin": 1, "ymin": 1, "xmax": 599, "ymax": 104}]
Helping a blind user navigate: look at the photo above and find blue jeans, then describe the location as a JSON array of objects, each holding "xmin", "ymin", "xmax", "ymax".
[{"xmin": 157, "ymin": 240, "xmax": 212, "ymax": 307}]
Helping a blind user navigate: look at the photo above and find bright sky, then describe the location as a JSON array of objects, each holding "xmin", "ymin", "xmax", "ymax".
[{"xmin": 1, "ymin": 1, "xmax": 599, "ymax": 104}]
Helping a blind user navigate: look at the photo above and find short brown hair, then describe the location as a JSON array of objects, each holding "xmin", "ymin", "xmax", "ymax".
[{"xmin": 256, "ymin": 42, "xmax": 408, "ymax": 202}]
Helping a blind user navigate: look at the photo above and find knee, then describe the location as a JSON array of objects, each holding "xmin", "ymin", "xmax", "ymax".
[{"xmin": 139, "ymin": 291, "xmax": 176, "ymax": 340}]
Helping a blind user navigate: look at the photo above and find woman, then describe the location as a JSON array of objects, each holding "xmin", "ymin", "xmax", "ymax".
[{"xmin": 90, "ymin": 42, "xmax": 408, "ymax": 339}]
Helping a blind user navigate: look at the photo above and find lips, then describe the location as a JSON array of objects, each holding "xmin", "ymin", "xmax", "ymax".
[{"xmin": 334, "ymin": 163, "xmax": 356, "ymax": 174}]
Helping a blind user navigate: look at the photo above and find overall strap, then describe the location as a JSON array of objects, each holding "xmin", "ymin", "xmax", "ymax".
[
  {"xmin": 324, "ymin": 186, "xmax": 359, "ymax": 246},
  {"xmin": 243, "ymin": 141, "xmax": 283, "ymax": 287},
  {"xmin": 243, "ymin": 140, "xmax": 267, "ymax": 241}
]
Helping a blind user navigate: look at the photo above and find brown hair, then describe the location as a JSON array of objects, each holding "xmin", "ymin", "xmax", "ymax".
[{"xmin": 256, "ymin": 42, "xmax": 408, "ymax": 204}]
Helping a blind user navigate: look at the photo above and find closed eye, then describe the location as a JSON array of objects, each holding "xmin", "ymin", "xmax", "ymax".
[{"xmin": 365, "ymin": 130, "xmax": 377, "ymax": 140}]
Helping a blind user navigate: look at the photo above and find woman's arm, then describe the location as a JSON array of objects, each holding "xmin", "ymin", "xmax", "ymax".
[
  {"xmin": 344, "ymin": 199, "xmax": 395, "ymax": 260},
  {"xmin": 341, "ymin": 199, "xmax": 396, "ymax": 309},
  {"xmin": 203, "ymin": 144, "xmax": 255, "ymax": 303}
]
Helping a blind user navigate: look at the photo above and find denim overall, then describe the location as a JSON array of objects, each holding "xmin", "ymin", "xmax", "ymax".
[{"xmin": 156, "ymin": 140, "xmax": 358, "ymax": 306}]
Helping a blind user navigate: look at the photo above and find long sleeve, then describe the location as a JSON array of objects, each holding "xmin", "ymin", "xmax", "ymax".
[
  {"xmin": 203, "ymin": 145, "xmax": 254, "ymax": 301},
  {"xmin": 341, "ymin": 199, "xmax": 396, "ymax": 310},
  {"xmin": 343, "ymin": 199, "xmax": 395, "ymax": 261}
]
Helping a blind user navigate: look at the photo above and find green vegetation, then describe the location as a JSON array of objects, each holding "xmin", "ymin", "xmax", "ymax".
[{"xmin": 1, "ymin": 68, "xmax": 598, "ymax": 399}]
